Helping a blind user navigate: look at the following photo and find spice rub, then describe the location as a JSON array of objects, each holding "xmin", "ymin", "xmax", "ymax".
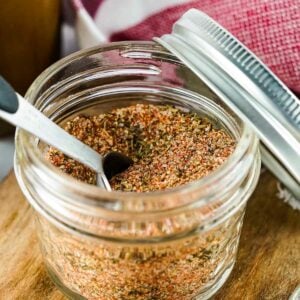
[
  {"xmin": 44, "ymin": 104, "xmax": 239, "ymax": 299},
  {"xmin": 47, "ymin": 104, "xmax": 235, "ymax": 191}
]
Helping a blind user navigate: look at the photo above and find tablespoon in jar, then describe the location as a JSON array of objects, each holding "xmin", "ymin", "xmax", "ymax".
[{"xmin": 0, "ymin": 76, "xmax": 133, "ymax": 191}]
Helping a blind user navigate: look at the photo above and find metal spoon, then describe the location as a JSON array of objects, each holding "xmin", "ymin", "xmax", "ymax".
[{"xmin": 0, "ymin": 76, "xmax": 133, "ymax": 191}]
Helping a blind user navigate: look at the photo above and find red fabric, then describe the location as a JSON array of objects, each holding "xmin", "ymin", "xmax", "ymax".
[
  {"xmin": 77, "ymin": 0, "xmax": 299, "ymax": 93},
  {"xmin": 109, "ymin": 0, "xmax": 300, "ymax": 94},
  {"xmin": 81, "ymin": 0, "xmax": 104, "ymax": 18}
]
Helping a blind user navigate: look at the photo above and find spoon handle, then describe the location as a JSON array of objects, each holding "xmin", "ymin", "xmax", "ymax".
[
  {"xmin": 0, "ymin": 76, "xmax": 19, "ymax": 113},
  {"xmin": 0, "ymin": 76, "xmax": 105, "ymax": 177}
]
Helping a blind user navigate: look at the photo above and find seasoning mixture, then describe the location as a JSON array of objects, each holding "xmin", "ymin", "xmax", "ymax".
[
  {"xmin": 47, "ymin": 104, "xmax": 235, "ymax": 191},
  {"xmin": 41, "ymin": 210, "xmax": 243, "ymax": 300},
  {"xmin": 44, "ymin": 103, "xmax": 238, "ymax": 299}
]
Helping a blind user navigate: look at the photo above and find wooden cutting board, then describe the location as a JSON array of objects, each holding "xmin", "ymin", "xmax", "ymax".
[{"xmin": 0, "ymin": 171, "xmax": 299, "ymax": 299}]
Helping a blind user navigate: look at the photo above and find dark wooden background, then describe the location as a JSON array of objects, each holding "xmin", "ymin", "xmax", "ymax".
[{"xmin": 0, "ymin": 0, "xmax": 60, "ymax": 136}]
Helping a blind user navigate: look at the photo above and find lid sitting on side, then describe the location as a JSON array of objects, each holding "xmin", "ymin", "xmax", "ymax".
[{"xmin": 154, "ymin": 9, "xmax": 300, "ymax": 200}]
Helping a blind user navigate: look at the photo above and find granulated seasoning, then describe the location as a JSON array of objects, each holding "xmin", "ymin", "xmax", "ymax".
[
  {"xmin": 41, "ymin": 211, "xmax": 243, "ymax": 300},
  {"xmin": 44, "ymin": 103, "xmax": 238, "ymax": 300},
  {"xmin": 47, "ymin": 104, "xmax": 235, "ymax": 191}
]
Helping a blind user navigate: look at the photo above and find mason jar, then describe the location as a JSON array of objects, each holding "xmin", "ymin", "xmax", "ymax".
[{"xmin": 14, "ymin": 41, "xmax": 260, "ymax": 300}]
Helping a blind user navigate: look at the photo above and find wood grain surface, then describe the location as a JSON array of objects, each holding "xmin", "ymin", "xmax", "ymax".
[{"xmin": 0, "ymin": 171, "xmax": 299, "ymax": 300}]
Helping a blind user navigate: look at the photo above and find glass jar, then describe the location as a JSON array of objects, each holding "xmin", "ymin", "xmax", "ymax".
[{"xmin": 14, "ymin": 41, "xmax": 260, "ymax": 300}]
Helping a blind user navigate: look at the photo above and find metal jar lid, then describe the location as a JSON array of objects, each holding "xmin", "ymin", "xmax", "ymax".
[{"xmin": 154, "ymin": 9, "xmax": 300, "ymax": 199}]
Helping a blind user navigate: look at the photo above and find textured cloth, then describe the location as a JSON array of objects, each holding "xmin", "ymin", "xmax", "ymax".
[{"xmin": 74, "ymin": 0, "xmax": 300, "ymax": 94}]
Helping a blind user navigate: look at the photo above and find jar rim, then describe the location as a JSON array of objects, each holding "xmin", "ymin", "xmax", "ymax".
[{"xmin": 15, "ymin": 41, "xmax": 257, "ymax": 209}]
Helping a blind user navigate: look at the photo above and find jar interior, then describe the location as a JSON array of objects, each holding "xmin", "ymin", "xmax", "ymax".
[
  {"xmin": 20, "ymin": 41, "xmax": 257, "ymax": 207},
  {"xmin": 51, "ymin": 87, "xmax": 239, "ymax": 130},
  {"xmin": 31, "ymin": 43, "xmax": 243, "ymax": 159},
  {"xmin": 37, "ymin": 87, "xmax": 242, "ymax": 166}
]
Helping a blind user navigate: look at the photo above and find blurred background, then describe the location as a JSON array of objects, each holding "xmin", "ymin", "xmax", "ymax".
[
  {"xmin": 0, "ymin": 0, "xmax": 60, "ymax": 134},
  {"xmin": 0, "ymin": 0, "xmax": 60, "ymax": 180}
]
